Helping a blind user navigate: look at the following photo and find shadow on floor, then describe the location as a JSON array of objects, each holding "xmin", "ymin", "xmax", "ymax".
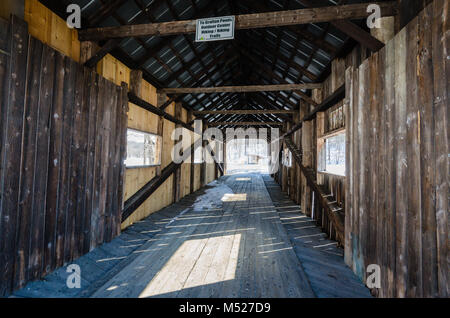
[{"xmin": 13, "ymin": 174, "xmax": 371, "ymax": 298}]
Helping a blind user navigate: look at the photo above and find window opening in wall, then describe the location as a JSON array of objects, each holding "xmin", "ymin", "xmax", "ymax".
[
  {"xmin": 319, "ymin": 133, "xmax": 345, "ymax": 176},
  {"xmin": 125, "ymin": 128, "xmax": 162, "ymax": 168},
  {"xmin": 282, "ymin": 149, "xmax": 292, "ymax": 168},
  {"xmin": 226, "ymin": 138, "xmax": 269, "ymax": 174}
]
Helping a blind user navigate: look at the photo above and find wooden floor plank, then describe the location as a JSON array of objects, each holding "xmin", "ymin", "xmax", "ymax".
[
  {"xmin": 14, "ymin": 173, "xmax": 370, "ymax": 298},
  {"xmin": 262, "ymin": 175, "xmax": 372, "ymax": 298}
]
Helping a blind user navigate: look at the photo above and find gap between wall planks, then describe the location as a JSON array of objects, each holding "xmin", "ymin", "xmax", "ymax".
[
  {"xmin": 345, "ymin": 0, "xmax": 448, "ymax": 298},
  {"xmin": 0, "ymin": 16, "xmax": 128, "ymax": 296}
]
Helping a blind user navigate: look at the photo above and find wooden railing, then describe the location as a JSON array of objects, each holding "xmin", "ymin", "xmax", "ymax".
[{"xmin": 284, "ymin": 137, "xmax": 345, "ymax": 245}]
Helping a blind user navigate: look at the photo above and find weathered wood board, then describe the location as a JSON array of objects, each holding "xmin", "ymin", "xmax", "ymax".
[
  {"xmin": 345, "ymin": 0, "xmax": 448, "ymax": 298},
  {"xmin": 0, "ymin": 17, "xmax": 127, "ymax": 296}
]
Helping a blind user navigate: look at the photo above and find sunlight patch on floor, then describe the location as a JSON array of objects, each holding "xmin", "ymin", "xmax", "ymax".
[
  {"xmin": 221, "ymin": 193, "xmax": 247, "ymax": 202},
  {"xmin": 139, "ymin": 234, "xmax": 241, "ymax": 298}
]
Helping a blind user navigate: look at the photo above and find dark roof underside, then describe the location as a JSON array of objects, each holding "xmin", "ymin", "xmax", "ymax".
[{"xmin": 40, "ymin": 0, "xmax": 381, "ymax": 125}]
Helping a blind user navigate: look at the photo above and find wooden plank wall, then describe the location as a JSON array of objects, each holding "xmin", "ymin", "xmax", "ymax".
[
  {"xmin": 97, "ymin": 55, "xmax": 209, "ymax": 230},
  {"xmin": 96, "ymin": 55, "xmax": 202, "ymax": 229},
  {"xmin": 345, "ymin": 0, "xmax": 448, "ymax": 297},
  {"xmin": 20, "ymin": 0, "xmax": 213, "ymax": 228},
  {"xmin": 0, "ymin": 17, "xmax": 128, "ymax": 296},
  {"xmin": 277, "ymin": 45, "xmax": 371, "ymax": 245}
]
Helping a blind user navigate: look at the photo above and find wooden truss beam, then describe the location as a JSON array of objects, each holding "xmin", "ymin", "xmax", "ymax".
[
  {"xmin": 78, "ymin": 2, "xmax": 397, "ymax": 41},
  {"xmin": 128, "ymin": 93, "xmax": 194, "ymax": 132},
  {"xmin": 295, "ymin": 0, "xmax": 386, "ymax": 52},
  {"xmin": 160, "ymin": 83, "xmax": 321, "ymax": 94},
  {"xmin": 208, "ymin": 121, "xmax": 284, "ymax": 127},
  {"xmin": 194, "ymin": 109, "xmax": 296, "ymax": 115}
]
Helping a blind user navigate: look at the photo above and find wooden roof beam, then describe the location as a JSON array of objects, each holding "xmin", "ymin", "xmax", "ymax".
[
  {"xmin": 194, "ymin": 109, "xmax": 297, "ymax": 115},
  {"xmin": 78, "ymin": 2, "xmax": 397, "ymax": 41},
  {"xmin": 159, "ymin": 83, "xmax": 321, "ymax": 94},
  {"xmin": 294, "ymin": 0, "xmax": 386, "ymax": 52},
  {"xmin": 208, "ymin": 121, "xmax": 284, "ymax": 127}
]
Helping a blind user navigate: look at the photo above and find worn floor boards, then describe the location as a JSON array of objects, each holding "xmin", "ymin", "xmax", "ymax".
[
  {"xmin": 13, "ymin": 174, "xmax": 370, "ymax": 298},
  {"xmin": 262, "ymin": 175, "xmax": 372, "ymax": 298}
]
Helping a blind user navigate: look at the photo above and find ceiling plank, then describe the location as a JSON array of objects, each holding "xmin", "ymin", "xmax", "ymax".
[{"xmin": 78, "ymin": 2, "xmax": 397, "ymax": 41}]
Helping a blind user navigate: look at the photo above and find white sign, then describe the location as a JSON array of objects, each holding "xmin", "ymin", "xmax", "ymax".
[{"xmin": 196, "ymin": 16, "xmax": 235, "ymax": 42}]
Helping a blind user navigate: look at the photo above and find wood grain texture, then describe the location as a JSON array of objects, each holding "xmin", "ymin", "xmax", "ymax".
[
  {"xmin": 160, "ymin": 83, "xmax": 322, "ymax": 94},
  {"xmin": 0, "ymin": 18, "xmax": 127, "ymax": 296},
  {"xmin": 0, "ymin": 16, "xmax": 29, "ymax": 296},
  {"xmin": 345, "ymin": 1, "xmax": 448, "ymax": 297},
  {"xmin": 78, "ymin": 2, "xmax": 397, "ymax": 41}
]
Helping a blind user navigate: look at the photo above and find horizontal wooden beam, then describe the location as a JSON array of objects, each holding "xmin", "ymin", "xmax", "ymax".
[
  {"xmin": 128, "ymin": 93, "xmax": 194, "ymax": 132},
  {"xmin": 331, "ymin": 19, "xmax": 384, "ymax": 52},
  {"xmin": 160, "ymin": 83, "xmax": 321, "ymax": 94},
  {"xmin": 78, "ymin": 2, "xmax": 397, "ymax": 41},
  {"xmin": 208, "ymin": 121, "xmax": 284, "ymax": 127},
  {"xmin": 194, "ymin": 109, "xmax": 297, "ymax": 115}
]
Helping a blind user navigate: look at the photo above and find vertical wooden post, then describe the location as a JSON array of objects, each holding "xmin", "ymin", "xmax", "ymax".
[
  {"xmin": 286, "ymin": 122, "xmax": 295, "ymax": 199},
  {"xmin": 344, "ymin": 67, "xmax": 354, "ymax": 267},
  {"xmin": 129, "ymin": 70, "xmax": 143, "ymax": 97},
  {"xmin": 301, "ymin": 100, "xmax": 313, "ymax": 217},
  {"xmin": 156, "ymin": 93, "xmax": 166, "ymax": 176},
  {"xmin": 80, "ymin": 41, "xmax": 99, "ymax": 65},
  {"xmin": 214, "ymin": 156, "xmax": 219, "ymax": 179},
  {"xmin": 223, "ymin": 135, "xmax": 227, "ymax": 175},
  {"xmin": 281, "ymin": 123, "xmax": 287, "ymax": 192},
  {"xmin": 173, "ymin": 102, "xmax": 182, "ymax": 203},
  {"xmin": 316, "ymin": 111, "xmax": 325, "ymax": 185},
  {"xmin": 295, "ymin": 108, "xmax": 302, "ymax": 205},
  {"xmin": 187, "ymin": 110, "xmax": 195, "ymax": 194},
  {"xmin": 200, "ymin": 121, "xmax": 207, "ymax": 187}
]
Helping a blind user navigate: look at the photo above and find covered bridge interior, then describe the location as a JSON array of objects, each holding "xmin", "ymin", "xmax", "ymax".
[{"xmin": 0, "ymin": 0, "xmax": 447, "ymax": 298}]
